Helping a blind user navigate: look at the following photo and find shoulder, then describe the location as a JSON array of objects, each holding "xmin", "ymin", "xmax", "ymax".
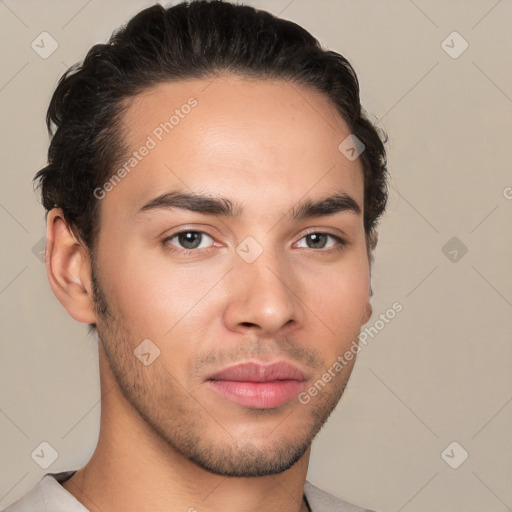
[
  {"xmin": 2, "ymin": 471, "xmax": 87, "ymax": 512},
  {"xmin": 304, "ymin": 480, "xmax": 377, "ymax": 512},
  {"xmin": 3, "ymin": 473, "xmax": 376, "ymax": 512}
]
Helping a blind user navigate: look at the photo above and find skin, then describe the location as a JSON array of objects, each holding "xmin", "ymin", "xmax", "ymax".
[{"xmin": 47, "ymin": 75, "xmax": 373, "ymax": 512}]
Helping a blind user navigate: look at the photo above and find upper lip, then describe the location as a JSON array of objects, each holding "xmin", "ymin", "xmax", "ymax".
[{"xmin": 207, "ymin": 361, "xmax": 308, "ymax": 382}]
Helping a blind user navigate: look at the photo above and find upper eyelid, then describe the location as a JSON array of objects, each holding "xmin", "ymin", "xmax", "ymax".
[
  {"xmin": 298, "ymin": 228, "xmax": 345, "ymax": 239},
  {"xmin": 164, "ymin": 228, "xmax": 343, "ymax": 239},
  {"xmin": 293, "ymin": 232, "xmax": 346, "ymax": 248},
  {"xmin": 293, "ymin": 228, "xmax": 347, "ymax": 245},
  {"xmin": 163, "ymin": 228, "xmax": 215, "ymax": 241},
  {"xmin": 164, "ymin": 229, "xmax": 345, "ymax": 248},
  {"xmin": 164, "ymin": 230, "xmax": 215, "ymax": 245}
]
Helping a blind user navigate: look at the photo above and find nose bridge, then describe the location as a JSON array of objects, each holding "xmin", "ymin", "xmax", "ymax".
[
  {"xmin": 223, "ymin": 238, "xmax": 302, "ymax": 334},
  {"xmin": 244, "ymin": 247, "xmax": 290, "ymax": 299}
]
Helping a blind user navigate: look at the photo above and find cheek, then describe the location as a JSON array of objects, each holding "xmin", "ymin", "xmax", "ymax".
[
  {"xmin": 303, "ymin": 256, "xmax": 370, "ymax": 342},
  {"xmin": 98, "ymin": 242, "xmax": 224, "ymax": 339}
]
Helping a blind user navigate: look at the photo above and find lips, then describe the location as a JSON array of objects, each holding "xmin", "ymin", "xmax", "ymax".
[
  {"xmin": 206, "ymin": 361, "xmax": 308, "ymax": 409},
  {"xmin": 207, "ymin": 361, "xmax": 308, "ymax": 383}
]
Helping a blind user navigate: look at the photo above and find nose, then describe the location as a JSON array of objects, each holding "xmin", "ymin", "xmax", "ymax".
[{"xmin": 222, "ymin": 253, "xmax": 304, "ymax": 337}]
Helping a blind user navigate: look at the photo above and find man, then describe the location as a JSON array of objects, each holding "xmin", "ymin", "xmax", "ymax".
[{"xmin": 4, "ymin": 1, "xmax": 388, "ymax": 510}]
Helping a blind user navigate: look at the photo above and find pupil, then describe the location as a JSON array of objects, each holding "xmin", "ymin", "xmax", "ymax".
[
  {"xmin": 179, "ymin": 232, "xmax": 201, "ymax": 249},
  {"xmin": 308, "ymin": 233, "xmax": 327, "ymax": 248}
]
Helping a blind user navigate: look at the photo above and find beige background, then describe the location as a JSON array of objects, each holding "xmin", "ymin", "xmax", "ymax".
[{"xmin": 1, "ymin": 1, "xmax": 511, "ymax": 511}]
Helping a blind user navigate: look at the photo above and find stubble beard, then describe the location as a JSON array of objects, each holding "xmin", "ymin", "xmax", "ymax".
[{"xmin": 90, "ymin": 266, "xmax": 355, "ymax": 477}]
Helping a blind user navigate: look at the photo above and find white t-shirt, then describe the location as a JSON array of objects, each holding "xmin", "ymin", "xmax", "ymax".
[{"xmin": 2, "ymin": 470, "xmax": 375, "ymax": 512}]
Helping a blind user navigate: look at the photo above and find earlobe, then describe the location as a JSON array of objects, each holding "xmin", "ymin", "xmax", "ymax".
[
  {"xmin": 46, "ymin": 209, "xmax": 97, "ymax": 325},
  {"xmin": 362, "ymin": 301, "xmax": 373, "ymax": 325}
]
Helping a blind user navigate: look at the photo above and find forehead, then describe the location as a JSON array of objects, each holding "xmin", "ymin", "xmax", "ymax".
[{"xmin": 107, "ymin": 75, "xmax": 363, "ymax": 216}]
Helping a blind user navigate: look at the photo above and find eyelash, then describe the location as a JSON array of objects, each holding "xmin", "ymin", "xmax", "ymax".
[
  {"xmin": 296, "ymin": 231, "xmax": 348, "ymax": 254},
  {"xmin": 162, "ymin": 230, "xmax": 348, "ymax": 255}
]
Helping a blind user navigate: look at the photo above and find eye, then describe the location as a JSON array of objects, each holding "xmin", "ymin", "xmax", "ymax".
[
  {"xmin": 165, "ymin": 231, "xmax": 214, "ymax": 250},
  {"xmin": 295, "ymin": 232, "xmax": 344, "ymax": 250}
]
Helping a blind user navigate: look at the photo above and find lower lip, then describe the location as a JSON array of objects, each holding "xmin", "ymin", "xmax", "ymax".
[{"xmin": 208, "ymin": 379, "xmax": 306, "ymax": 409}]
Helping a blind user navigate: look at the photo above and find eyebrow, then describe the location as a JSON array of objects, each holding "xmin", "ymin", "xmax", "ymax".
[
  {"xmin": 290, "ymin": 193, "xmax": 361, "ymax": 219},
  {"xmin": 137, "ymin": 191, "xmax": 241, "ymax": 217},
  {"xmin": 136, "ymin": 190, "xmax": 361, "ymax": 220}
]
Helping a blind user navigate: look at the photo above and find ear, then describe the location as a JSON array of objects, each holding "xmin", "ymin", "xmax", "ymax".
[
  {"xmin": 45, "ymin": 209, "xmax": 97, "ymax": 324},
  {"xmin": 361, "ymin": 261, "xmax": 374, "ymax": 325},
  {"xmin": 362, "ymin": 301, "xmax": 373, "ymax": 325}
]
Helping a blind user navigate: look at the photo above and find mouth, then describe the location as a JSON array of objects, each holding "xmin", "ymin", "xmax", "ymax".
[{"xmin": 206, "ymin": 361, "xmax": 308, "ymax": 409}]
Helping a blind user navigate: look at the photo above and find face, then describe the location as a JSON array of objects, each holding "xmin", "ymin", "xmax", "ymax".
[{"xmin": 91, "ymin": 75, "xmax": 371, "ymax": 477}]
